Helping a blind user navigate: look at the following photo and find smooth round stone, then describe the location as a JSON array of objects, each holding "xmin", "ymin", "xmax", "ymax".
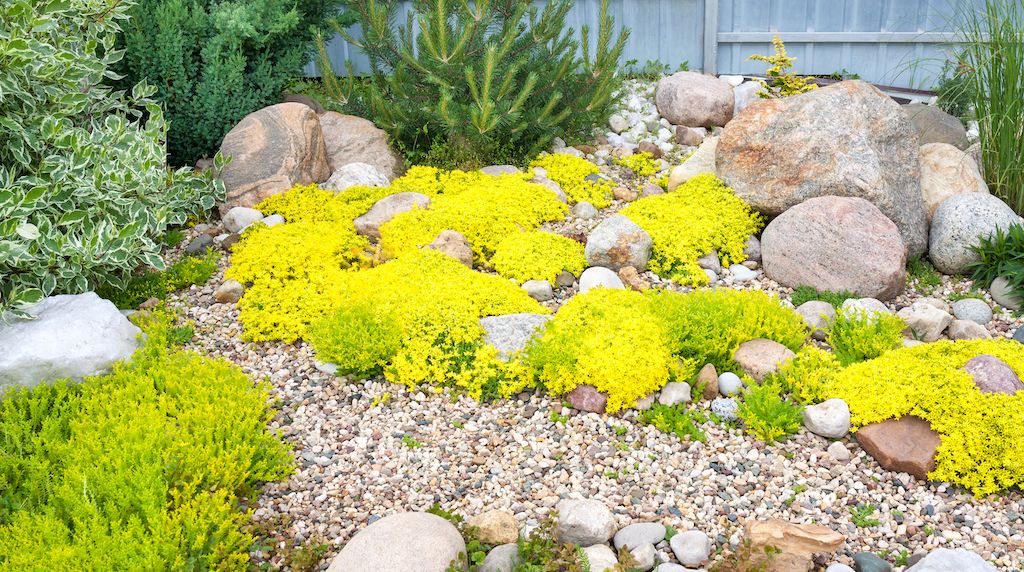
[
  {"xmin": 991, "ymin": 276, "xmax": 1023, "ymax": 311},
  {"xmin": 952, "ymin": 298, "xmax": 993, "ymax": 325},
  {"xmin": 803, "ymin": 398, "xmax": 851, "ymax": 439},
  {"xmin": 852, "ymin": 551, "xmax": 893, "ymax": 572},
  {"xmin": 658, "ymin": 382, "xmax": 692, "ymax": 406},
  {"xmin": 718, "ymin": 372, "xmax": 743, "ymax": 396},
  {"xmin": 826, "ymin": 565, "xmax": 856, "ymax": 572},
  {"xmin": 1014, "ymin": 327, "xmax": 1024, "ymax": 344},
  {"xmin": 582, "ymin": 544, "xmax": 619, "ymax": 572},
  {"xmin": 704, "ymin": 269, "xmax": 718, "ymax": 283},
  {"xmin": 555, "ymin": 499, "xmax": 616, "ymax": 546},
  {"xmin": 827, "ymin": 441, "xmax": 851, "ymax": 461},
  {"xmin": 669, "ymin": 530, "xmax": 711, "ymax": 567},
  {"xmin": 729, "ymin": 264, "xmax": 758, "ymax": 282},
  {"xmin": 580, "ymin": 267, "xmax": 625, "ymax": 293},
  {"xmin": 614, "ymin": 522, "xmax": 668, "ymax": 550},
  {"xmin": 573, "ymin": 202, "xmax": 599, "ymax": 219},
  {"xmin": 327, "ymin": 512, "xmax": 465, "ymax": 572},
  {"xmin": 522, "ymin": 280, "xmax": 554, "ymax": 302}
]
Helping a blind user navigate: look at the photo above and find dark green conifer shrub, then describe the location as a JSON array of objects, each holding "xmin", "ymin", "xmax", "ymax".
[
  {"xmin": 320, "ymin": 0, "xmax": 629, "ymax": 166},
  {"xmin": 119, "ymin": 0, "xmax": 347, "ymax": 165}
]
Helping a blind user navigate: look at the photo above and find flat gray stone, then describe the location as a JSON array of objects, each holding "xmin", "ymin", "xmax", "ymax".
[
  {"xmin": 479, "ymin": 314, "xmax": 551, "ymax": 360},
  {"xmin": 951, "ymin": 298, "xmax": 993, "ymax": 325},
  {"xmin": 555, "ymin": 499, "xmax": 616, "ymax": 546},
  {"xmin": 614, "ymin": 522, "xmax": 667, "ymax": 550}
]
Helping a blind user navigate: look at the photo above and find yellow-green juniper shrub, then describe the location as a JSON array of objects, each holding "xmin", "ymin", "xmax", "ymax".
[
  {"xmin": 491, "ymin": 231, "xmax": 587, "ymax": 285},
  {"xmin": 620, "ymin": 174, "xmax": 763, "ymax": 285},
  {"xmin": 306, "ymin": 302, "xmax": 403, "ymax": 379},
  {"xmin": 0, "ymin": 310, "xmax": 291, "ymax": 569},
  {"xmin": 826, "ymin": 308, "xmax": 906, "ymax": 366},
  {"xmin": 525, "ymin": 288, "xmax": 691, "ymax": 413},
  {"xmin": 530, "ymin": 154, "xmax": 614, "ymax": 207}
]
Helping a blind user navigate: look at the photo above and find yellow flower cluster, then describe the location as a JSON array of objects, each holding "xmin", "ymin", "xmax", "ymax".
[
  {"xmin": 525, "ymin": 289, "xmax": 693, "ymax": 413},
  {"xmin": 311, "ymin": 249, "xmax": 546, "ymax": 396},
  {"xmin": 490, "ymin": 230, "xmax": 587, "ymax": 285},
  {"xmin": 379, "ymin": 172, "xmax": 567, "ymax": 262},
  {"xmin": 621, "ymin": 174, "xmax": 763, "ymax": 285},
  {"xmin": 614, "ymin": 151, "xmax": 660, "ymax": 178},
  {"xmin": 530, "ymin": 153, "xmax": 613, "ymax": 207},
  {"xmin": 777, "ymin": 340, "xmax": 1024, "ymax": 496}
]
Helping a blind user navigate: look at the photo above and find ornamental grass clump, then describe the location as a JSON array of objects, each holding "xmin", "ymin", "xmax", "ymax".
[
  {"xmin": 526, "ymin": 289, "xmax": 688, "ymax": 413},
  {"xmin": 797, "ymin": 340, "xmax": 1024, "ymax": 496},
  {"xmin": 530, "ymin": 154, "xmax": 614, "ymax": 207},
  {"xmin": 620, "ymin": 174, "xmax": 763, "ymax": 285},
  {"xmin": 319, "ymin": 0, "xmax": 628, "ymax": 166},
  {"xmin": 0, "ymin": 311, "xmax": 291, "ymax": 568},
  {"xmin": 491, "ymin": 231, "xmax": 587, "ymax": 285}
]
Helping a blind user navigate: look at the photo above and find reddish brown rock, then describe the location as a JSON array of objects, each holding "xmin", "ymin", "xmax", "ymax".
[
  {"xmin": 733, "ymin": 339, "xmax": 796, "ymax": 382},
  {"xmin": 761, "ymin": 196, "xmax": 907, "ymax": 300},
  {"xmin": 698, "ymin": 363, "xmax": 719, "ymax": 400},
  {"xmin": 218, "ymin": 103, "xmax": 330, "ymax": 214},
  {"xmin": 567, "ymin": 384, "xmax": 607, "ymax": 413},
  {"xmin": 717, "ymin": 81, "xmax": 927, "ymax": 256},
  {"xmin": 855, "ymin": 416, "xmax": 941, "ymax": 480},
  {"xmin": 617, "ymin": 266, "xmax": 649, "ymax": 291},
  {"xmin": 637, "ymin": 141, "xmax": 663, "ymax": 159},
  {"xmin": 425, "ymin": 230, "xmax": 474, "ymax": 268},
  {"xmin": 655, "ymin": 71, "xmax": 734, "ymax": 127},
  {"xmin": 964, "ymin": 354, "xmax": 1024, "ymax": 395},
  {"xmin": 319, "ymin": 112, "xmax": 404, "ymax": 179}
]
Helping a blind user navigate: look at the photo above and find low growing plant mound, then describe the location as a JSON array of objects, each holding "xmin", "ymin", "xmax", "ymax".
[
  {"xmin": 777, "ymin": 339, "xmax": 1024, "ymax": 496},
  {"xmin": 620, "ymin": 174, "xmax": 763, "ymax": 285},
  {"xmin": 491, "ymin": 231, "xmax": 587, "ymax": 285},
  {"xmin": 0, "ymin": 312, "xmax": 292, "ymax": 568},
  {"xmin": 310, "ymin": 249, "xmax": 544, "ymax": 398},
  {"xmin": 530, "ymin": 154, "xmax": 614, "ymax": 207},
  {"xmin": 526, "ymin": 289, "xmax": 685, "ymax": 413},
  {"xmin": 826, "ymin": 308, "xmax": 906, "ymax": 366}
]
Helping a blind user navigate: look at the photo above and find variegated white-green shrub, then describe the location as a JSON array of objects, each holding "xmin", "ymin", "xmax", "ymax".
[{"xmin": 0, "ymin": 0, "xmax": 224, "ymax": 318}]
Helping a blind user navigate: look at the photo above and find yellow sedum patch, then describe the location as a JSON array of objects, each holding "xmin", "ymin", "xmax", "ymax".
[
  {"xmin": 778, "ymin": 340, "xmax": 1024, "ymax": 496},
  {"xmin": 379, "ymin": 173, "xmax": 567, "ymax": 263},
  {"xmin": 614, "ymin": 151, "xmax": 660, "ymax": 178},
  {"xmin": 530, "ymin": 153, "xmax": 613, "ymax": 208},
  {"xmin": 621, "ymin": 173, "xmax": 763, "ymax": 285},
  {"xmin": 526, "ymin": 289, "xmax": 693, "ymax": 413},
  {"xmin": 491, "ymin": 231, "xmax": 587, "ymax": 285}
]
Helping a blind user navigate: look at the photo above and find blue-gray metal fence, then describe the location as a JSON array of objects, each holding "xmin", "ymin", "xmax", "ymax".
[{"xmin": 310, "ymin": 0, "xmax": 975, "ymax": 89}]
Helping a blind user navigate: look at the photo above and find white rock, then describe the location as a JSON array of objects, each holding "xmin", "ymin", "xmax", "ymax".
[
  {"xmin": 0, "ymin": 293, "xmax": 141, "ymax": 392},
  {"xmin": 897, "ymin": 302, "xmax": 953, "ymax": 343},
  {"xmin": 654, "ymin": 565, "xmax": 689, "ymax": 572},
  {"xmin": 354, "ymin": 192, "xmax": 430, "ymax": 239},
  {"xmin": 573, "ymin": 202, "xmax": 599, "ymax": 220},
  {"xmin": 718, "ymin": 372, "xmax": 743, "ymax": 396},
  {"xmin": 322, "ymin": 162, "xmax": 390, "ymax": 192},
  {"xmin": 658, "ymin": 382, "xmax": 692, "ymax": 406},
  {"xmin": 826, "ymin": 565, "xmax": 855, "ymax": 572},
  {"xmin": 667, "ymin": 136, "xmax": 718, "ymax": 189},
  {"xmin": 803, "ymin": 398, "xmax": 851, "ymax": 439},
  {"xmin": 840, "ymin": 298, "xmax": 892, "ymax": 318},
  {"xmin": 222, "ymin": 206, "xmax": 264, "ymax": 233},
  {"xmin": 582, "ymin": 544, "xmax": 619, "ymax": 572},
  {"xmin": 630, "ymin": 543, "xmax": 657, "ymax": 571},
  {"xmin": 261, "ymin": 213, "xmax": 285, "ymax": 226},
  {"xmin": 729, "ymin": 264, "xmax": 758, "ymax": 282},
  {"xmin": 479, "ymin": 544, "xmax": 520, "ymax": 572},
  {"xmin": 326, "ymin": 512, "xmax": 466, "ymax": 572},
  {"xmin": 990, "ymin": 276, "xmax": 1022, "ymax": 311},
  {"xmin": 719, "ymin": 74, "xmax": 744, "ymax": 87},
  {"xmin": 669, "ymin": 530, "xmax": 711, "ymax": 567},
  {"xmin": 522, "ymin": 280, "xmax": 554, "ymax": 302},
  {"xmin": 907, "ymin": 548, "xmax": 996, "ymax": 571},
  {"xmin": 796, "ymin": 300, "xmax": 836, "ymax": 341},
  {"xmin": 580, "ymin": 267, "xmax": 625, "ymax": 293},
  {"xmin": 827, "ymin": 441, "xmax": 851, "ymax": 461},
  {"xmin": 614, "ymin": 523, "xmax": 667, "ymax": 550},
  {"xmin": 609, "ymin": 114, "xmax": 630, "ymax": 134},
  {"xmin": 555, "ymin": 499, "xmax": 616, "ymax": 546},
  {"xmin": 479, "ymin": 314, "xmax": 551, "ymax": 360}
]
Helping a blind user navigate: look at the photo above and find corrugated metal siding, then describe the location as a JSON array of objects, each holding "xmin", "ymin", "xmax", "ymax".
[{"xmin": 310, "ymin": 0, "xmax": 973, "ymax": 89}]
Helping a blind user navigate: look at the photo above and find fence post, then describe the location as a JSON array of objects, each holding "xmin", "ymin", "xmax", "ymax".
[{"xmin": 703, "ymin": 0, "xmax": 719, "ymax": 74}]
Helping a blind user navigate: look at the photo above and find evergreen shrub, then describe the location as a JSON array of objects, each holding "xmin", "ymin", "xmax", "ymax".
[{"xmin": 320, "ymin": 0, "xmax": 628, "ymax": 166}]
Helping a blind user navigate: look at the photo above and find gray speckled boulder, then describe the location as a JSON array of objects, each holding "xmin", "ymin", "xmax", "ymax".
[
  {"xmin": 902, "ymin": 103, "xmax": 970, "ymax": 150},
  {"xmin": 585, "ymin": 214, "xmax": 652, "ymax": 271},
  {"xmin": 951, "ymin": 298, "xmax": 993, "ymax": 325},
  {"xmin": 906, "ymin": 548, "xmax": 996, "ymax": 571},
  {"xmin": 479, "ymin": 314, "xmax": 550, "ymax": 360},
  {"xmin": 717, "ymin": 81, "xmax": 928, "ymax": 256},
  {"xmin": 326, "ymin": 512, "xmax": 465, "ymax": 572},
  {"xmin": 555, "ymin": 499, "xmax": 616, "ymax": 546},
  {"xmin": 929, "ymin": 193, "xmax": 1021, "ymax": 274}
]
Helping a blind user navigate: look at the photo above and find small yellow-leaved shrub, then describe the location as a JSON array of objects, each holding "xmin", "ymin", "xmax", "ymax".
[
  {"xmin": 525, "ymin": 289, "xmax": 691, "ymax": 413},
  {"xmin": 776, "ymin": 339, "xmax": 1024, "ymax": 495},
  {"xmin": 621, "ymin": 174, "xmax": 763, "ymax": 285},
  {"xmin": 614, "ymin": 151, "xmax": 660, "ymax": 178},
  {"xmin": 309, "ymin": 249, "xmax": 543, "ymax": 399},
  {"xmin": 379, "ymin": 172, "xmax": 567, "ymax": 262},
  {"xmin": 491, "ymin": 231, "xmax": 587, "ymax": 285},
  {"xmin": 530, "ymin": 153, "xmax": 613, "ymax": 207}
]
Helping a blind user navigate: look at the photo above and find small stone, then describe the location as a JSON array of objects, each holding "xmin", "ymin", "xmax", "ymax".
[
  {"xmin": 746, "ymin": 520, "xmax": 845, "ymax": 570},
  {"xmin": 609, "ymin": 114, "xmax": 630, "ymax": 133},
  {"xmin": 1014, "ymin": 327, "xmax": 1024, "ymax": 343},
  {"xmin": 675, "ymin": 126, "xmax": 705, "ymax": 146},
  {"xmin": 729, "ymin": 264, "xmax": 758, "ymax": 282},
  {"xmin": 658, "ymin": 382, "xmax": 691, "ymax": 406},
  {"xmin": 555, "ymin": 270, "xmax": 576, "ymax": 288},
  {"xmin": 841, "ymin": 298, "xmax": 892, "ymax": 318},
  {"xmin": 468, "ymin": 510, "xmax": 519, "ymax": 545},
  {"xmin": 612, "ymin": 186, "xmax": 639, "ymax": 201},
  {"xmin": 214, "ymin": 280, "xmax": 244, "ymax": 304},
  {"xmin": 669, "ymin": 530, "xmax": 711, "ymax": 567},
  {"xmin": 803, "ymin": 398, "xmax": 851, "ymax": 439},
  {"xmin": 222, "ymin": 206, "xmax": 264, "ymax": 233},
  {"xmin": 585, "ymin": 214, "xmax": 653, "ymax": 271},
  {"xmin": 733, "ymin": 339, "xmax": 796, "ymax": 382},
  {"xmin": 185, "ymin": 233, "xmax": 214, "ymax": 255},
  {"xmin": 354, "ymin": 192, "xmax": 430, "ymax": 239},
  {"xmin": 480, "ymin": 165, "xmax": 520, "ymax": 176},
  {"xmin": 654, "ymin": 565, "xmax": 689, "ymax": 572},
  {"xmin": 704, "ymin": 269, "xmax": 717, "ymax": 283},
  {"xmin": 697, "ymin": 363, "xmax": 719, "ymax": 400},
  {"xmin": 827, "ymin": 565, "xmax": 855, "ymax": 572},
  {"xmin": 948, "ymin": 319, "xmax": 991, "ymax": 340},
  {"xmin": 573, "ymin": 202, "xmax": 599, "ymax": 220},
  {"xmin": 963, "ymin": 354, "xmax": 1024, "ymax": 394},
  {"xmin": 710, "ymin": 397, "xmax": 739, "ymax": 422},
  {"xmin": 261, "ymin": 213, "xmax": 285, "ymax": 226},
  {"xmin": 618, "ymin": 266, "xmax": 650, "ymax": 291},
  {"xmin": 479, "ymin": 544, "xmax": 520, "ymax": 572},
  {"xmin": 567, "ymin": 384, "xmax": 607, "ymax": 413},
  {"xmin": 322, "ymin": 162, "xmax": 390, "ymax": 192},
  {"xmin": 630, "ymin": 543, "xmax": 657, "ymax": 571},
  {"xmin": 555, "ymin": 499, "xmax": 616, "ymax": 546},
  {"xmin": 718, "ymin": 372, "xmax": 743, "ymax": 396},
  {"xmin": 852, "ymin": 551, "xmax": 892, "ymax": 572},
  {"xmin": 635, "ymin": 394, "xmax": 656, "ymax": 410},
  {"xmin": 522, "ymin": 280, "xmax": 554, "ymax": 302},
  {"xmin": 479, "ymin": 314, "xmax": 551, "ymax": 360},
  {"xmin": 990, "ymin": 276, "xmax": 1022, "ymax": 311},
  {"xmin": 531, "ymin": 176, "xmax": 568, "ymax": 203},
  {"xmin": 614, "ymin": 523, "xmax": 667, "ymax": 550},
  {"xmin": 744, "ymin": 235, "xmax": 762, "ymax": 263},
  {"xmin": 583, "ymin": 544, "xmax": 619, "ymax": 572},
  {"xmin": 827, "ymin": 441, "xmax": 851, "ymax": 461},
  {"xmin": 951, "ymin": 298, "xmax": 993, "ymax": 325},
  {"xmin": 906, "ymin": 548, "xmax": 996, "ymax": 571},
  {"xmin": 796, "ymin": 300, "xmax": 836, "ymax": 341},
  {"xmin": 580, "ymin": 267, "xmax": 625, "ymax": 293},
  {"xmin": 641, "ymin": 183, "xmax": 665, "ymax": 197},
  {"xmin": 897, "ymin": 302, "xmax": 953, "ymax": 343},
  {"xmin": 697, "ymin": 251, "xmax": 723, "ymax": 275},
  {"xmin": 425, "ymin": 230, "xmax": 474, "ymax": 268}
]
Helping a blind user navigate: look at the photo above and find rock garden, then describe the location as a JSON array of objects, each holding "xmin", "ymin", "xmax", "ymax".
[{"xmin": 1, "ymin": 1, "xmax": 1023, "ymax": 571}]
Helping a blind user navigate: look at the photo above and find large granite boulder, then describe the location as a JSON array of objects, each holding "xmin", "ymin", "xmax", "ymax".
[
  {"xmin": 761, "ymin": 196, "xmax": 907, "ymax": 300},
  {"xmin": 354, "ymin": 192, "xmax": 430, "ymax": 239},
  {"xmin": 855, "ymin": 416, "xmax": 940, "ymax": 480},
  {"xmin": 319, "ymin": 111, "xmax": 404, "ymax": 179},
  {"xmin": 929, "ymin": 193, "xmax": 1022, "ymax": 274},
  {"xmin": 0, "ymin": 293, "xmax": 141, "ymax": 392},
  {"xmin": 919, "ymin": 143, "xmax": 988, "ymax": 220},
  {"xmin": 963, "ymin": 354, "xmax": 1024, "ymax": 395},
  {"xmin": 655, "ymin": 71, "xmax": 734, "ymax": 128},
  {"xmin": 902, "ymin": 103, "xmax": 970, "ymax": 150},
  {"xmin": 327, "ymin": 512, "xmax": 466, "ymax": 572},
  {"xmin": 218, "ymin": 102, "xmax": 330, "ymax": 214},
  {"xmin": 717, "ymin": 81, "xmax": 928, "ymax": 256}
]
